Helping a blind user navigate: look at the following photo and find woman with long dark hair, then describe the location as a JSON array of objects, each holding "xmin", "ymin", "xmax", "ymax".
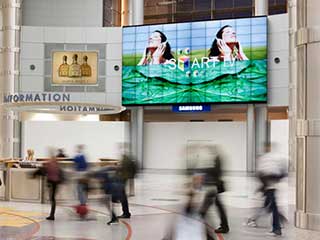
[
  {"xmin": 138, "ymin": 30, "xmax": 174, "ymax": 65},
  {"xmin": 209, "ymin": 25, "xmax": 248, "ymax": 62}
]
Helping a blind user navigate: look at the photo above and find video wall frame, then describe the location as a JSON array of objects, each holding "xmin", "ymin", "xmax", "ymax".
[{"xmin": 122, "ymin": 16, "xmax": 268, "ymax": 106}]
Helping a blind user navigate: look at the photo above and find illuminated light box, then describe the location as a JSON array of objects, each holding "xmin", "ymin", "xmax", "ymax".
[
  {"xmin": 122, "ymin": 16, "xmax": 267, "ymax": 105},
  {"xmin": 52, "ymin": 51, "xmax": 98, "ymax": 85}
]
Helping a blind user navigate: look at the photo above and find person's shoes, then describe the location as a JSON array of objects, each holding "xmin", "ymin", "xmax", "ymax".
[
  {"xmin": 107, "ymin": 218, "xmax": 119, "ymax": 225},
  {"xmin": 267, "ymin": 230, "xmax": 282, "ymax": 237},
  {"xmin": 215, "ymin": 226, "xmax": 229, "ymax": 234},
  {"xmin": 46, "ymin": 216, "xmax": 55, "ymax": 221},
  {"xmin": 247, "ymin": 219, "xmax": 257, "ymax": 228},
  {"xmin": 117, "ymin": 213, "xmax": 131, "ymax": 219}
]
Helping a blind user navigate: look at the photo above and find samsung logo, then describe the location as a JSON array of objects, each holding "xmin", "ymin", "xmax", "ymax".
[
  {"xmin": 172, "ymin": 104, "xmax": 211, "ymax": 113},
  {"xmin": 179, "ymin": 105, "xmax": 203, "ymax": 111}
]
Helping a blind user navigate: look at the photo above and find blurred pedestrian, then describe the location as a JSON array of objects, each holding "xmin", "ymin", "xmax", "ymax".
[
  {"xmin": 163, "ymin": 176, "xmax": 214, "ymax": 240},
  {"xmin": 200, "ymin": 145, "xmax": 229, "ymax": 234},
  {"xmin": 73, "ymin": 145, "xmax": 89, "ymax": 206},
  {"xmin": 91, "ymin": 166, "xmax": 131, "ymax": 225},
  {"xmin": 247, "ymin": 143, "xmax": 287, "ymax": 236},
  {"xmin": 33, "ymin": 148, "xmax": 63, "ymax": 220}
]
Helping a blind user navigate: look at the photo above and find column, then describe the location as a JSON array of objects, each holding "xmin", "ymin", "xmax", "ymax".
[
  {"xmin": 0, "ymin": 0, "xmax": 21, "ymax": 159},
  {"xmin": 255, "ymin": 106, "xmax": 268, "ymax": 158},
  {"xmin": 246, "ymin": 105, "xmax": 255, "ymax": 172},
  {"xmin": 288, "ymin": 0, "xmax": 297, "ymax": 172},
  {"xmin": 294, "ymin": 0, "xmax": 320, "ymax": 231},
  {"xmin": 129, "ymin": 0, "xmax": 144, "ymax": 169},
  {"xmin": 121, "ymin": 0, "xmax": 129, "ymax": 26},
  {"xmin": 249, "ymin": 0, "xmax": 268, "ymax": 171},
  {"xmin": 132, "ymin": 0, "xmax": 144, "ymax": 25},
  {"xmin": 255, "ymin": 0, "xmax": 268, "ymax": 16}
]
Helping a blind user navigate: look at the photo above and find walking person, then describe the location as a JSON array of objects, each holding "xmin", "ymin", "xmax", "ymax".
[
  {"xmin": 73, "ymin": 145, "xmax": 89, "ymax": 206},
  {"xmin": 247, "ymin": 173, "xmax": 288, "ymax": 228},
  {"xmin": 248, "ymin": 143, "xmax": 287, "ymax": 236},
  {"xmin": 91, "ymin": 166, "xmax": 132, "ymax": 225},
  {"xmin": 33, "ymin": 148, "xmax": 63, "ymax": 220},
  {"xmin": 200, "ymin": 145, "xmax": 229, "ymax": 234},
  {"xmin": 163, "ymin": 175, "xmax": 215, "ymax": 240},
  {"xmin": 116, "ymin": 153, "xmax": 137, "ymax": 218}
]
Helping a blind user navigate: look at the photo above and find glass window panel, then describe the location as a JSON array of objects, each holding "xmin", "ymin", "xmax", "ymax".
[
  {"xmin": 215, "ymin": 0, "xmax": 233, "ymax": 9},
  {"xmin": 234, "ymin": 0, "xmax": 252, "ymax": 7},
  {"xmin": 277, "ymin": 0, "xmax": 287, "ymax": 4},
  {"xmin": 192, "ymin": 11, "xmax": 211, "ymax": 21},
  {"xmin": 177, "ymin": 0, "xmax": 193, "ymax": 11},
  {"xmin": 214, "ymin": 12, "xmax": 233, "ymax": 20},
  {"xmin": 175, "ymin": 13, "xmax": 193, "ymax": 23},
  {"xmin": 195, "ymin": 0, "xmax": 212, "ymax": 11},
  {"xmin": 268, "ymin": 0, "xmax": 276, "ymax": 6},
  {"xmin": 233, "ymin": 10, "xmax": 252, "ymax": 18},
  {"xmin": 269, "ymin": 7, "xmax": 287, "ymax": 15}
]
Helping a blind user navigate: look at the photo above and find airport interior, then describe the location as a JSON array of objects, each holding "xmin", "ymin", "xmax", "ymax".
[{"xmin": 1, "ymin": 0, "xmax": 320, "ymax": 239}]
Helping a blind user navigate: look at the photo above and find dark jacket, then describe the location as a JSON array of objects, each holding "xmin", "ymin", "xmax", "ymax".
[
  {"xmin": 93, "ymin": 167, "xmax": 125, "ymax": 202},
  {"xmin": 116, "ymin": 154, "xmax": 137, "ymax": 183},
  {"xmin": 204, "ymin": 156, "xmax": 225, "ymax": 193}
]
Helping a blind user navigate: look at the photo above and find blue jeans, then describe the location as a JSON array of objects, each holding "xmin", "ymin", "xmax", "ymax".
[{"xmin": 77, "ymin": 182, "xmax": 88, "ymax": 205}]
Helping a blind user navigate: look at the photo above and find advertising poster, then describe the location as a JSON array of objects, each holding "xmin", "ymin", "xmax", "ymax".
[
  {"xmin": 52, "ymin": 51, "xmax": 98, "ymax": 85},
  {"xmin": 122, "ymin": 16, "xmax": 267, "ymax": 105}
]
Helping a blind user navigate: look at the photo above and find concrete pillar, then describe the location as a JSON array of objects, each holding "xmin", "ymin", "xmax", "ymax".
[
  {"xmin": 294, "ymin": 0, "xmax": 320, "ymax": 231},
  {"xmin": 0, "ymin": 0, "xmax": 21, "ymax": 158},
  {"xmin": 248, "ymin": 0, "xmax": 269, "ymax": 171},
  {"xmin": 288, "ymin": 0, "xmax": 297, "ymax": 172},
  {"xmin": 136, "ymin": 107, "xmax": 144, "ymax": 168},
  {"xmin": 255, "ymin": 0, "xmax": 268, "ymax": 16},
  {"xmin": 246, "ymin": 104, "xmax": 255, "ymax": 172},
  {"xmin": 132, "ymin": 0, "xmax": 143, "ymax": 25},
  {"xmin": 127, "ymin": 0, "xmax": 133, "ymax": 25},
  {"xmin": 121, "ymin": 0, "xmax": 129, "ymax": 26},
  {"xmin": 129, "ymin": 0, "xmax": 144, "ymax": 169},
  {"xmin": 255, "ymin": 106, "xmax": 268, "ymax": 158}
]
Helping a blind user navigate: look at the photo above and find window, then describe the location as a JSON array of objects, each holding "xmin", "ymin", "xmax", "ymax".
[
  {"xmin": 143, "ymin": 0, "xmax": 285, "ymax": 24},
  {"xmin": 269, "ymin": 0, "xmax": 287, "ymax": 15},
  {"xmin": 103, "ymin": 0, "xmax": 121, "ymax": 26}
]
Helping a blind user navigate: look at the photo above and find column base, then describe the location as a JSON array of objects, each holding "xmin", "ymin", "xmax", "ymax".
[{"xmin": 295, "ymin": 210, "xmax": 320, "ymax": 231}]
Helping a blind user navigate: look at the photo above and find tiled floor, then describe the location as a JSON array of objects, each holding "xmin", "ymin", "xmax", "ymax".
[{"xmin": 1, "ymin": 171, "xmax": 320, "ymax": 240}]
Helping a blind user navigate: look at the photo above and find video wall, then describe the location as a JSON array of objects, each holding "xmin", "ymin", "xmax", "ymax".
[{"xmin": 122, "ymin": 16, "xmax": 267, "ymax": 105}]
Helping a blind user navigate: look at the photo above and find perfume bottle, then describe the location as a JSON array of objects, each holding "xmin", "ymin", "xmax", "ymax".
[
  {"xmin": 58, "ymin": 55, "xmax": 69, "ymax": 77},
  {"xmin": 81, "ymin": 55, "xmax": 92, "ymax": 77},
  {"xmin": 69, "ymin": 54, "xmax": 81, "ymax": 77}
]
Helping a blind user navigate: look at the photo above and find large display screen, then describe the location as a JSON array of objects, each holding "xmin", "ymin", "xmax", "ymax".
[{"xmin": 122, "ymin": 16, "xmax": 267, "ymax": 105}]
